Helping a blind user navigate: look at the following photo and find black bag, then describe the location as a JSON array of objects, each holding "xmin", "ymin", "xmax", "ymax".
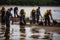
[
  {"xmin": 53, "ymin": 20, "xmax": 57, "ymax": 24},
  {"xmin": 38, "ymin": 16, "xmax": 43, "ymax": 25},
  {"xmin": 38, "ymin": 21, "xmax": 43, "ymax": 25}
]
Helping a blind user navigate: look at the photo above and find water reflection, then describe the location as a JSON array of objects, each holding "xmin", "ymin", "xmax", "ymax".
[
  {"xmin": 20, "ymin": 25, "xmax": 25, "ymax": 33},
  {"xmin": 53, "ymin": 33, "xmax": 60, "ymax": 40},
  {"xmin": 0, "ymin": 25, "xmax": 5, "ymax": 40},
  {"xmin": 0, "ymin": 24, "xmax": 60, "ymax": 40},
  {"xmin": 25, "ymin": 27, "xmax": 32, "ymax": 38},
  {"xmin": 5, "ymin": 36, "xmax": 10, "ymax": 40},
  {"xmin": 10, "ymin": 25, "xmax": 20, "ymax": 40},
  {"xmin": 39, "ymin": 29, "xmax": 45, "ymax": 38}
]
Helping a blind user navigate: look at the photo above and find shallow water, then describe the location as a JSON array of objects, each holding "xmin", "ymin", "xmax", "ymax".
[{"xmin": 0, "ymin": 22, "xmax": 60, "ymax": 40}]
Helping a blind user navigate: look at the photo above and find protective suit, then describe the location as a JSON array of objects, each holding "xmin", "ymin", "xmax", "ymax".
[
  {"xmin": 14, "ymin": 7, "xmax": 18, "ymax": 17},
  {"xmin": 1, "ymin": 7, "xmax": 6, "ymax": 25},
  {"xmin": 30, "ymin": 9, "xmax": 36, "ymax": 24},
  {"xmin": 36, "ymin": 7, "xmax": 41, "ymax": 23},
  {"xmin": 19, "ymin": 9, "xmax": 26, "ymax": 25},
  {"xmin": 43, "ymin": 10, "xmax": 52, "ymax": 26}
]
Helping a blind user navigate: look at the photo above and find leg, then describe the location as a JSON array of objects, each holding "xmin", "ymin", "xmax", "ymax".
[
  {"xmin": 12, "ymin": 17, "xmax": 14, "ymax": 24},
  {"xmin": 34, "ymin": 16, "xmax": 35, "ymax": 24},
  {"xmin": 23, "ymin": 15, "xmax": 26, "ymax": 25},
  {"xmin": 5, "ymin": 19, "xmax": 10, "ymax": 37},
  {"xmin": 45, "ymin": 18, "xmax": 47, "ymax": 26},
  {"xmin": 48, "ymin": 18, "xmax": 50, "ymax": 26},
  {"xmin": 4, "ymin": 27, "xmax": 10, "ymax": 37},
  {"xmin": 37, "ymin": 15, "xmax": 39, "ymax": 23},
  {"xmin": 33, "ymin": 16, "xmax": 35, "ymax": 24},
  {"xmin": 14, "ymin": 12, "xmax": 16, "ymax": 17}
]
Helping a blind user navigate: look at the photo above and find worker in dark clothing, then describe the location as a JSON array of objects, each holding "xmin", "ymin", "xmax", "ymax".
[
  {"xmin": 36, "ymin": 7, "xmax": 41, "ymax": 23},
  {"xmin": 30, "ymin": 9, "xmax": 36, "ymax": 24},
  {"xmin": 14, "ymin": 7, "xmax": 18, "ymax": 17},
  {"xmin": 4, "ymin": 8, "xmax": 12, "ymax": 37},
  {"xmin": 19, "ymin": 9, "xmax": 26, "ymax": 25},
  {"xmin": 5, "ymin": 8, "xmax": 12, "ymax": 27},
  {"xmin": 1, "ymin": 7, "xmax": 6, "ymax": 25},
  {"xmin": 9, "ymin": 8, "xmax": 13, "ymax": 24},
  {"xmin": 43, "ymin": 10, "xmax": 53, "ymax": 26}
]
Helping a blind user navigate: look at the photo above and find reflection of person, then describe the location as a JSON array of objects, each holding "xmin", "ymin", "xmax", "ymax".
[
  {"xmin": 14, "ymin": 7, "xmax": 18, "ymax": 17},
  {"xmin": 19, "ymin": 9, "xmax": 26, "ymax": 25},
  {"xmin": 1, "ymin": 7, "xmax": 6, "ymax": 25},
  {"xmin": 20, "ymin": 25, "xmax": 26, "ymax": 37},
  {"xmin": 30, "ymin": 9, "xmax": 36, "ymax": 24},
  {"xmin": 43, "ymin": 10, "xmax": 53, "ymax": 26},
  {"xmin": 36, "ymin": 7, "xmax": 41, "ymax": 23},
  {"xmin": 4, "ymin": 27, "xmax": 10, "ymax": 40}
]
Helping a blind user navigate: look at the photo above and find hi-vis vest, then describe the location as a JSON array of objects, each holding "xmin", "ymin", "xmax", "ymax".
[
  {"xmin": 30, "ymin": 9, "xmax": 36, "ymax": 16},
  {"xmin": 20, "ymin": 10, "xmax": 26, "ymax": 16},
  {"xmin": 43, "ymin": 10, "xmax": 52, "ymax": 18}
]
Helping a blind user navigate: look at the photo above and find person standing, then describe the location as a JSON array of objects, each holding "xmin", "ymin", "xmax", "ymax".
[
  {"xmin": 1, "ymin": 7, "xmax": 6, "ymax": 25},
  {"xmin": 19, "ymin": 9, "xmax": 26, "ymax": 25},
  {"xmin": 30, "ymin": 9, "xmax": 36, "ymax": 24},
  {"xmin": 10, "ymin": 8, "xmax": 14, "ymax": 24},
  {"xmin": 36, "ymin": 7, "xmax": 41, "ymax": 23},
  {"xmin": 5, "ymin": 8, "xmax": 12, "ymax": 27},
  {"xmin": 14, "ymin": 7, "xmax": 18, "ymax": 17},
  {"xmin": 4, "ymin": 8, "xmax": 12, "ymax": 37}
]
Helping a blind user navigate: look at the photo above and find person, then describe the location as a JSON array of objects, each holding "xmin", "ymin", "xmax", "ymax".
[
  {"xmin": 5, "ymin": 8, "xmax": 12, "ymax": 27},
  {"xmin": 1, "ymin": 7, "xmax": 6, "ymax": 25},
  {"xmin": 30, "ymin": 9, "xmax": 36, "ymax": 24},
  {"xmin": 10, "ymin": 8, "xmax": 14, "ymax": 24},
  {"xmin": 19, "ymin": 9, "xmax": 26, "ymax": 25},
  {"xmin": 36, "ymin": 7, "xmax": 41, "ymax": 23},
  {"xmin": 14, "ymin": 7, "xmax": 19, "ymax": 17},
  {"xmin": 4, "ymin": 8, "xmax": 12, "ymax": 37},
  {"xmin": 43, "ymin": 10, "xmax": 53, "ymax": 26}
]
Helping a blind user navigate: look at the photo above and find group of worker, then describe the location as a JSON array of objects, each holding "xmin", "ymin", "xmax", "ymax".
[
  {"xmin": 30, "ymin": 7, "xmax": 53, "ymax": 26},
  {"xmin": 0, "ymin": 6, "xmax": 54, "ymax": 37},
  {"xmin": 30, "ymin": 7, "xmax": 41, "ymax": 24},
  {"xmin": 0, "ymin": 6, "xmax": 53, "ymax": 26}
]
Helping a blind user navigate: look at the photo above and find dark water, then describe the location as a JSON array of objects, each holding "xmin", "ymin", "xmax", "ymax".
[{"xmin": 0, "ymin": 22, "xmax": 60, "ymax": 40}]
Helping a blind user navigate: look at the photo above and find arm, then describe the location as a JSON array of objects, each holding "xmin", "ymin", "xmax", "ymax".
[{"xmin": 50, "ymin": 12, "xmax": 53, "ymax": 20}]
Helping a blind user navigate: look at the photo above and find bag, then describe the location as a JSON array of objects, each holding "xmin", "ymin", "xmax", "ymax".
[
  {"xmin": 38, "ymin": 16, "xmax": 43, "ymax": 25},
  {"xmin": 38, "ymin": 21, "xmax": 43, "ymax": 25},
  {"xmin": 53, "ymin": 20, "xmax": 57, "ymax": 24}
]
